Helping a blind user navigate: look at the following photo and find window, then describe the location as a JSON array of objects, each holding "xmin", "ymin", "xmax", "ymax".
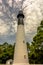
[
  {"xmin": 24, "ymin": 55, "xmax": 26, "ymax": 59},
  {"xmin": 23, "ymin": 41, "xmax": 25, "ymax": 43}
]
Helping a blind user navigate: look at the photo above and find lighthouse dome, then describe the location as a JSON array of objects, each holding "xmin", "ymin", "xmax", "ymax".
[{"xmin": 17, "ymin": 10, "xmax": 24, "ymax": 18}]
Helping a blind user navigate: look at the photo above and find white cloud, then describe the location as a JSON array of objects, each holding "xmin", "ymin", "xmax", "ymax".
[
  {"xmin": 0, "ymin": 19, "xmax": 10, "ymax": 35},
  {"xmin": 0, "ymin": 0, "xmax": 43, "ymax": 43},
  {"xmin": 22, "ymin": 0, "xmax": 43, "ymax": 34}
]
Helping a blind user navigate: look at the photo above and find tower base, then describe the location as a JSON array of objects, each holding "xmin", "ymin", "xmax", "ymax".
[{"xmin": 12, "ymin": 63, "xmax": 30, "ymax": 65}]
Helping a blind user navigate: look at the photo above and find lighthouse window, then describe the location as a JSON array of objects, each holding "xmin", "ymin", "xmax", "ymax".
[
  {"xmin": 24, "ymin": 55, "xmax": 26, "ymax": 59},
  {"xmin": 23, "ymin": 41, "xmax": 25, "ymax": 43}
]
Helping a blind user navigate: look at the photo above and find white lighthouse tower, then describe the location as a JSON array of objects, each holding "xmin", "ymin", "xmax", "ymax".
[{"xmin": 13, "ymin": 10, "xmax": 29, "ymax": 64}]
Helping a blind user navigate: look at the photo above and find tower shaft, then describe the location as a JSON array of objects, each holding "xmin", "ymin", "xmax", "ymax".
[
  {"xmin": 13, "ymin": 11, "xmax": 28, "ymax": 63},
  {"xmin": 14, "ymin": 25, "xmax": 28, "ymax": 63}
]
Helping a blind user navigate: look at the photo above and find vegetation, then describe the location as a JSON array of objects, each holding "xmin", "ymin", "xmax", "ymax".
[
  {"xmin": 0, "ymin": 42, "xmax": 14, "ymax": 64},
  {"xmin": 0, "ymin": 20, "xmax": 43, "ymax": 64},
  {"xmin": 27, "ymin": 20, "xmax": 43, "ymax": 64}
]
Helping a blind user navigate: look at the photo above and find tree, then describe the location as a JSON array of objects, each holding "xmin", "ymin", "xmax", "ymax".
[
  {"xmin": 0, "ymin": 42, "xmax": 15, "ymax": 64},
  {"xmin": 30, "ymin": 20, "xmax": 43, "ymax": 64}
]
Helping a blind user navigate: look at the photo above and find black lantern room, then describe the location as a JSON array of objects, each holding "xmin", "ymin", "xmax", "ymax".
[{"xmin": 17, "ymin": 11, "xmax": 24, "ymax": 25}]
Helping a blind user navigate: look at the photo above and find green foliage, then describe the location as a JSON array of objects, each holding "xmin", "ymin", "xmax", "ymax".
[
  {"xmin": 0, "ymin": 42, "xmax": 14, "ymax": 64},
  {"xmin": 27, "ymin": 20, "xmax": 43, "ymax": 64}
]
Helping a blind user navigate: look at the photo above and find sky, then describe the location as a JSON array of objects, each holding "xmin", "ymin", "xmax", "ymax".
[{"xmin": 0, "ymin": 0, "xmax": 43, "ymax": 44}]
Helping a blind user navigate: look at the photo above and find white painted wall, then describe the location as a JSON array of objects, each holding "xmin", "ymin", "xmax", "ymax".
[{"xmin": 13, "ymin": 25, "xmax": 28, "ymax": 63}]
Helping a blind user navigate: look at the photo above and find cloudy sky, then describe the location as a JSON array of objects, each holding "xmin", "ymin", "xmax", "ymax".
[{"xmin": 0, "ymin": 0, "xmax": 43, "ymax": 44}]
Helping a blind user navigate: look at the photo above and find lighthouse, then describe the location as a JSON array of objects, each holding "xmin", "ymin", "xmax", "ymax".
[{"xmin": 13, "ymin": 10, "xmax": 29, "ymax": 63}]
